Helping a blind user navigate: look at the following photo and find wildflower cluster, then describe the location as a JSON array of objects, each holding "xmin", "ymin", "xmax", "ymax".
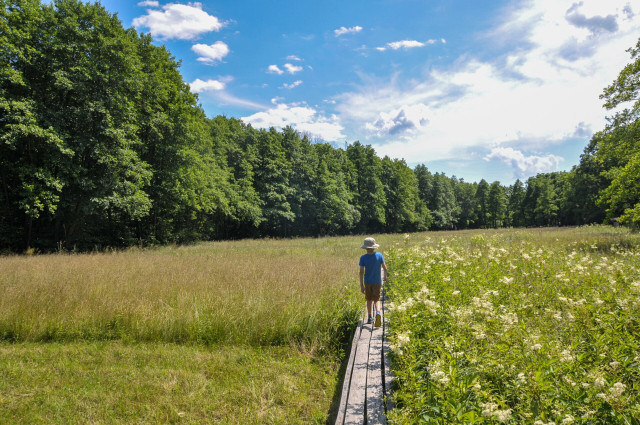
[{"xmin": 386, "ymin": 227, "xmax": 640, "ymax": 424}]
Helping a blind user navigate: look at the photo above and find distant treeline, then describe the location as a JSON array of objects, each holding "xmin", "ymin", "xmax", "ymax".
[{"xmin": 2, "ymin": 0, "xmax": 639, "ymax": 251}]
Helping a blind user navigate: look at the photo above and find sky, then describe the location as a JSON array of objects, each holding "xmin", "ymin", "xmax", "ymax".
[{"xmin": 64, "ymin": 0, "xmax": 640, "ymax": 184}]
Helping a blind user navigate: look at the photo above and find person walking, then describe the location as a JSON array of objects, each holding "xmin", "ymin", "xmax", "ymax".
[{"xmin": 359, "ymin": 237, "xmax": 388, "ymax": 327}]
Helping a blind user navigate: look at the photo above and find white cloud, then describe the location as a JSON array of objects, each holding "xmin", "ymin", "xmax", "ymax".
[
  {"xmin": 377, "ymin": 39, "xmax": 443, "ymax": 51},
  {"xmin": 282, "ymin": 80, "xmax": 303, "ymax": 89},
  {"xmin": 387, "ymin": 40, "xmax": 425, "ymax": 50},
  {"xmin": 192, "ymin": 41, "xmax": 229, "ymax": 64},
  {"xmin": 189, "ymin": 78, "xmax": 225, "ymax": 92},
  {"xmin": 336, "ymin": 0, "xmax": 640, "ymax": 175},
  {"xmin": 284, "ymin": 63, "xmax": 303, "ymax": 74},
  {"xmin": 365, "ymin": 104, "xmax": 430, "ymax": 136},
  {"xmin": 267, "ymin": 65, "xmax": 284, "ymax": 75},
  {"xmin": 137, "ymin": 1, "xmax": 159, "ymax": 7},
  {"xmin": 132, "ymin": 2, "xmax": 223, "ymax": 40},
  {"xmin": 484, "ymin": 147, "xmax": 563, "ymax": 177},
  {"xmin": 191, "ymin": 79, "xmax": 266, "ymax": 110},
  {"xmin": 334, "ymin": 26, "xmax": 363, "ymax": 36},
  {"xmin": 286, "ymin": 55, "xmax": 302, "ymax": 61},
  {"xmin": 242, "ymin": 102, "xmax": 345, "ymax": 141}
]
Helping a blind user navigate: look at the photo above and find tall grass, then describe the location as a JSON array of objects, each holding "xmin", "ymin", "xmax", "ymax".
[{"xmin": 0, "ymin": 235, "xmax": 388, "ymax": 352}]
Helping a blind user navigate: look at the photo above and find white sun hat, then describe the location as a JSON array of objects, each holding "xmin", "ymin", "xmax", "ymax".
[{"xmin": 361, "ymin": 237, "xmax": 379, "ymax": 249}]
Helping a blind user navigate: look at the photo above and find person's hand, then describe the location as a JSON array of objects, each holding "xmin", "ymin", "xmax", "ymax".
[
  {"xmin": 383, "ymin": 274, "xmax": 388, "ymax": 282},
  {"xmin": 360, "ymin": 284, "xmax": 365, "ymax": 294}
]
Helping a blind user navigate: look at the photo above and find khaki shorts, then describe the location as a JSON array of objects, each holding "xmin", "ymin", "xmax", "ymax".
[{"xmin": 364, "ymin": 283, "xmax": 382, "ymax": 301}]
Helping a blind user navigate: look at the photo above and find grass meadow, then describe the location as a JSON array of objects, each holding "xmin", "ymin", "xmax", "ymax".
[
  {"xmin": 385, "ymin": 226, "xmax": 640, "ymax": 424},
  {"xmin": 3, "ymin": 227, "xmax": 639, "ymax": 424},
  {"xmin": 0, "ymin": 235, "xmax": 396, "ymax": 424}
]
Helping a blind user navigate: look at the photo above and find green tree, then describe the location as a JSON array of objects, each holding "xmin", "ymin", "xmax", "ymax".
[
  {"xmin": 487, "ymin": 181, "xmax": 507, "ymax": 228},
  {"xmin": 474, "ymin": 179, "xmax": 490, "ymax": 228},
  {"xmin": 453, "ymin": 178, "xmax": 477, "ymax": 229},
  {"xmin": 506, "ymin": 179, "xmax": 525, "ymax": 227},
  {"xmin": 252, "ymin": 128, "xmax": 295, "ymax": 236},
  {"xmin": 312, "ymin": 143, "xmax": 359, "ymax": 235},
  {"xmin": 346, "ymin": 141, "xmax": 386, "ymax": 232},
  {"xmin": 381, "ymin": 157, "xmax": 430, "ymax": 232},
  {"xmin": 595, "ymin": 37, "xmax": 640, "ymax": 227},
  {"xmin": 428, "ymin": 173, "xmax": 459, "ymax": 230}
]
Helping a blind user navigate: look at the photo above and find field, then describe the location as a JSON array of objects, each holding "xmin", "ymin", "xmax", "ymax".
[
  {"xmin": 385, "ymin": 226, "xmax": 640, "ymax": 424},
  {"xmin": 2, "ymin": 227, "xmax": 640, "ymax": 424},
  {"xmin": 0, "ymin": 235, "xmax": 391, "ymax": 424}
]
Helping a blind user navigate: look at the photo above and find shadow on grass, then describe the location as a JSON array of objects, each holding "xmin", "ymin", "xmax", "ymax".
[{"xmin": 325, "ymin": 321, "xmax": 359, "ymax": 425}]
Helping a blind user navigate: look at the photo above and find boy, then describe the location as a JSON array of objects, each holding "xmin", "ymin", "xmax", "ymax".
[{"xmin": 359, "ymin": 237, "xmax": 388, "ymax": 327}]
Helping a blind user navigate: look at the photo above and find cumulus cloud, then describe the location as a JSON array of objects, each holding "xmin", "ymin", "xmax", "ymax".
[
  {"xmin": 484, "ymin": 147, "xmax": 563, "ymax": 177},
  {"xmin": 336, "ymin": 0, "xmax": 640, "ymax": 174},
  {"xmin": 192, "ymin": 41, "xmax": 229, "ymax": 64},
  {"xmin": 133, "ymin": 2, "xmax": 223, "ymax": 40},
  {"xmin": 242, "ymin": 102, "xmax": 345, "ymax": 141},
  {"xmin": 189, "ymin": 78, "xmax": 226, "ymax": 92},
  {"xmin": 284, "ymin": 63, "xmax": 303, "ymax": 74},
  {"xmin": 571, "ymin": 121, "xmax": 593, "ymax": 138},
  {"xmin": 566, "ymin": 2, "xmax": 619, "ymax": 34},
  {"xmin": 137, "ymin": 1, "xmax": 159, "ymax": 7},
  {"xmin": 282, "ymin": 80, "xmax": 303, "ymax": 89},
  {"xmin": 334, "ymin": 25, "xmax": 363, "ymax": 36},
  {"xmin": 286, "ymin": 55, "xmax": 302, "ymax": 61},
  {"xmin": 365, "ymin": 104, "xmax": 430, "ymax": 136},
  {"xmin": 267, "ymin": 65, "xmax": 284, "ymax": 75}
]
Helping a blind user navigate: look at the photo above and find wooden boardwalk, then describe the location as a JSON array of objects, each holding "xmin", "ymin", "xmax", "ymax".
[{"xmin": 335, "ymin": 290, "xmax": 394, "ymax": 425}]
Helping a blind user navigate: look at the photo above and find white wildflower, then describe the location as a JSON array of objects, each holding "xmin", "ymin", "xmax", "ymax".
[
  {"xmin": 499, "ymin": 276, "xmax": 514, "ymax": 285},
  {"xmin": 560, "ymin": 349, "xmax": 574, "ymax": 362},
  {"xmin": 494, "ymin": 409, "xmax": 512, "ymax": 422},
  {"xmin": 610, "ymin": 382, "xmax": 626, "ymax": 399}
]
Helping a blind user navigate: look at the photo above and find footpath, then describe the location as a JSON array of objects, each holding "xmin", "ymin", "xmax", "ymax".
[{"xmin": 335, "ymin": 289, "xmax": 394, "ymax": 425}]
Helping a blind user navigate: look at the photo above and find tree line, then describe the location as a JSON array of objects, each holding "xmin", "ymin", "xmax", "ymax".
[{"xmin": 2, "ymin": 0, "xmax": 639, "ymax": 252}]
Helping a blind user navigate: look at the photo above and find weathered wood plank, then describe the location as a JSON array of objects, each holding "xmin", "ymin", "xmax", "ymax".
[
  {"xmin": 335, "ymin": 319, "xmax": 362, "ymax": 425},
  {"xmin": 382, "ymin": 292, "xmax": 395, "ymax": 414},
  {"xmin": 344, "ymin": 320, "xmax": 372, "ymax": 425},
  {"xmin": 367, "ymin": 317, "xmax": 386, "ymax": 424}
]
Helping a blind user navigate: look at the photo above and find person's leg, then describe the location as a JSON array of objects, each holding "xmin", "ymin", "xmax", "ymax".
[
  {"xmin": 367, "ymin": 299, "xmax": 373, "ymax": 317},
  {"xmin": 375, "ymin": 300, "xmax": 381, "ymax": 314}
]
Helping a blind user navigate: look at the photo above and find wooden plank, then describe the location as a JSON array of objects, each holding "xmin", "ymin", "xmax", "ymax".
[
  {"xmin": 382, "ymin": 287, "xmax": 395, "ymax": 414},
  {"xmin": 367, "ymin": 318, "xmax": 386, "ymax": 424},
  {"xmin": 335, "ymin": 319, "xmax": 362, "ymax": 425},
  {"xmin": 344, "ymin": 321, "xmax": 372, "ymax": 425}
]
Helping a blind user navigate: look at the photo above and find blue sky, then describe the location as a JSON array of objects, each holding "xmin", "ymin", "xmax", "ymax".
[{"xmin": 80, "ymin": 0, "xmax": 639, "ymax": 184}]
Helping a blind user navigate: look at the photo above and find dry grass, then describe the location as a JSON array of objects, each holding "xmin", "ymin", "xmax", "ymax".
[{"xmin": 0, "ymin": 235, "xmax": 398, "ymax": 350}]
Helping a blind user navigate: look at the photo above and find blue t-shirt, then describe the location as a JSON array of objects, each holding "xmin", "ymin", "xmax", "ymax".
[{"xmin": 359, "ymin": 252, "xmax": 385, "ymax": 284}]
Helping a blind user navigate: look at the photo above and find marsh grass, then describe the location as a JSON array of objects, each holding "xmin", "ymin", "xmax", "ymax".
[{"xmin": 0, "ymin": 235, "xmax": 388, "ymax": 351}]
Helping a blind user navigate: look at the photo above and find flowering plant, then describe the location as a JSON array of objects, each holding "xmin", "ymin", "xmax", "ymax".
[{"xmin": 386, "ymin": 227, "xmax": 640, "ymax": 424}]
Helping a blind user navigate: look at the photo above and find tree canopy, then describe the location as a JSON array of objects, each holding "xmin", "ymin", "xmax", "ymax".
[{"xmin": 1, "ymin": 0, "xmax": 638, "ymax": 251}]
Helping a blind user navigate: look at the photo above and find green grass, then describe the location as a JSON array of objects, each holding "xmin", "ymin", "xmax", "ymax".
[
  {"xmin": 0, "ymin": 234, "xmax": 406, "ymax": 423},
  {"xmin": 0, "ymin": 342, "xmax": 337, "ymax": 424}
]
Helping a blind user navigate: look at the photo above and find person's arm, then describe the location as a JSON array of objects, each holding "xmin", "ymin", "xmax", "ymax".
[
  {"xmin": 359, "ymin": 266, "xmax": 365, "ymax": 293},
  {"xmin": 382, "ymin": 262, "xmax": 388, "ymax": 282}
]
